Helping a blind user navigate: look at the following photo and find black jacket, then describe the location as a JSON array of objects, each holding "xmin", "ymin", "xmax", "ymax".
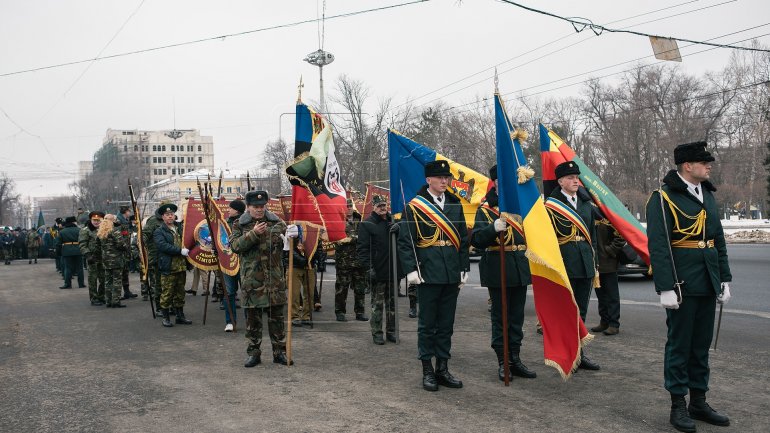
[
  {"xmin": 153, "ymin": 222, "xmax": 185, "ymax": 275},
  {"xmin": 357, "ymin": 211, "xmax": 398, "ymax": 282}
]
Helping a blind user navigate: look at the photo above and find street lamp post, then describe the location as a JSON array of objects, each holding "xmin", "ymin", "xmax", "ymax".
[{"xmin": 303, "ymin": 49, "xmax": 335, "ymax": 114}]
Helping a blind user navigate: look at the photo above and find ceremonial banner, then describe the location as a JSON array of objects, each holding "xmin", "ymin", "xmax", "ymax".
[
  {"xmin": 204, "ymin": 196, "xmax": 240, "ymax": 276},
  {"xmin": 362, "ymin": 183, "xmax": 390, "ymax": 218},
  {"xmin": 496, "ymin": 95, "xmax": 588, "ymax": 379},
  {"xmin": 388, "ymin": 129, "xmax": 493, "ymax": 229},
  {"xmin": 182, "ymin": 197, "xmax": 233, "ymax": 271},
  {"xmin": 267, "ymin": 198, "xmax": 285, "ymax": 221},
  {"xmin": 539, "ymin": 124, "xmax": 649, "ymax": 264},
  {"xmin": 37, "ymin": 210, "xmax": 45, "ymax": 229},
  {"xmin": 286, "ymin": 102, "xmax": 348, "ymax": 242}
]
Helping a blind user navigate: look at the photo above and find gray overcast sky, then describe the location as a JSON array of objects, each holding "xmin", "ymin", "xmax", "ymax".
[{"xmin": 2, "ymin": 0, "xmax": 768, "ymax": 201}]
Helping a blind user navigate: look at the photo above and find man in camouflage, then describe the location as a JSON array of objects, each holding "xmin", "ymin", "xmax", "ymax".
[
  {"xmin": 117, "ymin": 206, "xmax": 137, "ymax": 300},
  {"xmin": 153, "ymin": 203, "xmax": 192, "ymax": 327},
  {"xmin": 142, "ymin": 201, "xmax": 168, "ymax": 307},
  {"xmin": 97, "ymin": 214, "xmax": 127, "ymax": 308},
  {"xmin": 231, "ymin": 190, "xmax": 298, "ymax": 368},
  {"xmin": 26, "ymin": 227, "xmax": 41, "ymax": 264},
  {"xmin": 334, "ymin": 199, "xmax": 368, "ymax": 322},
  {"xmin": 1, "ymin": 227, "xmax": 13, "ymax": 265},
  {"xmin": 80, "ymin": 211, "xmax": 106, "ymax": 306}
]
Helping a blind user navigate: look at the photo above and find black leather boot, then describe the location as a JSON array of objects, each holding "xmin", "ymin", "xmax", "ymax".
[
  {"xmin": 161, "ymin": 309, "xmax": 173, "ymax": 327},
  {"xmin": 435, "ymin": 358, "xmax": 463, "ymax": 388},
  {"xmin": 689, "ymin": 389, "xmax": 730, "ymax": 426},
  {"xmin": 670, "ymin": 394, "xmax": 696, "ymax": 432},
  {"xmin": 578, "ymin": 349, "xmax": 601, "ymax": 370},
  {"xmin": 494, "ymin": 348, "xmax": 506, "ymax": 382},
  {"xmin": 509, "ymin": 348, "xmax": 537, "ymax": 378},
  {"xmin": 273, "ymin": 352, "xmax": 293, "ymax": 365},
  {"xmin": 244, "ymin": 354, "xmax": 261, "ymax": 368},
  {"xmin": 175, "ymin": 308, "xmax": 192, "ymax": 325},
  {"xmin": 421, "ymin": 359, "xmax": 438, "ymax": 392}
]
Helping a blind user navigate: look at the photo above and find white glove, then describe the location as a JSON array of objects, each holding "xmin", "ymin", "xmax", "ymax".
[
  {"xmin": 493, "ymin": 218, "xmax": 507, "ymax": 233},
  {"xmin": 180, "ymin": 248, "xmax": 190, "ymax": 257},
  {"xmin": 717, "ymin": 282, "xmax": 731, "ymax": 305},
  {"xmin": 286, "ymin": 224, "xmax": 299, "ymax": 239},
  {"xmin": 406, "ymin": 270, "xmax": 424, "ymax": 286},
  {"xmin": 279, "ymin": 234, "xmax": 291, "ymax": 251},
  {"xmin": 660, "ymin": 290, "xmax": 679, "ymax": 309},
  {"xmin": 458, "ymin": 271, "xmax": 469, "ymax": 289}
]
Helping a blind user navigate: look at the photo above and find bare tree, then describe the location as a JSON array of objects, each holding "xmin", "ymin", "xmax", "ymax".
[
  {"xmin": 0, "ymin": 172, "xmax": 20, "ymax": 226},
  {"xmin": 260, "ymin": 138, "xmax": 292, "ymax": 194}
]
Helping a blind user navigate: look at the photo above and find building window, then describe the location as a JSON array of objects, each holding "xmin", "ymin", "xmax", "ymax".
[
  {"xmin": 187, "ymin": 145, "xmax": 193, "ymax": 152},
  {"xmin": 162, "ymin": 169, "xmax": 167, "ymax": 175},
  {"xmin": 171, "ymin": 157, "xmax": 175, "ymax": 163},
  {"xmin": 198, "ymin": 156, "xmax": 203, "ymax": 163},
  {"xmin": 133, "ymin": 145, "xmax": 138, "ymax": 151},
  {"xmin": 172, "ymin": 168, "xmax": 176, "ymax": 175},
  {"xmin": 226, "ymin": 187, "xmax": 232, "ymax": 193},
  {"xmin": 186, "ymin": 188, "xmax": 192, "ymax": 195},
  {"xmin": 152, "ymin": 145, "xmax": 157, "ymax": 151},
  {"xmin": 162, "ymin": 157, "xmax": 167, "ymax": 163},
  {"xmin": 151, "ymin": 157, "xmax": 156, "ymax": 163},
  {"xmin": 179, "ymin": 168, "xmax": 185, "ymax": 174},
  {"xmin": 162, "ymin": 145, "xmax": 166, "ymax": 151},
  {"xmin": 187, "ymin": 157, "xmax": 192, "ymax": 163},
  {"xmin": 198, "ymin": 145, "xmax": 202, "ymax": 152},
  {"xmin": 123, "ymin": 145, "xmax": 127, "ymax": 152},
  {"xmin": 236, "ymin": 187, "xmax": 241, "ymax": 193}
]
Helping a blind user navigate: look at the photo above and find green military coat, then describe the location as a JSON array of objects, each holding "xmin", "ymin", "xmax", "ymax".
[
  {"xmin": 646, "ymin": 170, "xmax": 731, "ymax": 296},
  {"xmin": 471, "ymin": 189, "xmax": 531, "ymax": 288},
  {"xmin": 57, "ymin": 224, "xmax": 82, "ymax": 257},
  {"xmin": 546, "ymin": 187, "xmax": 597, "ymax": 279},
  {"xmin": 397, "ymin": 186, "xmax": 470, "ymax": 284},
  {"xmin": 142, "ymin": 214, "xmax": 162, "ymax": 265},
  {"xmin": 230, "ymin": 211, "xmax": 288, "ymax": 308}
]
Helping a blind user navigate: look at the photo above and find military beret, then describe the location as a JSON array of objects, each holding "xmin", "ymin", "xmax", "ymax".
[
  {"xmin": 157, "ymin": 203, "xmax": 178, "ymax": 215},
  {"xmin": 245, "ymin": 190, "xmax": 268, "ymax": 206},
  {"xmin": 555, "ymin": 161, "xmax": 580, "ymax": 179},
  {"xmin": 372, "ymin": 195, "xmax": 388, "ymax": 206},
  {"xmin": 674, "ymin": 141, "xmax": 715, "ymax": 165},
  {"xmin": 425, "ymin": 160, "xmax": 452, "ymax": 178},
  {"xmin": 64, "ymin": 216, "xmax": 77, "ymax": 224},
  {"xmin": 229, "ymin": 199, "xmax": 246, "ymax": 213},
  {"xmin": 488, "ymin": 164, "xmax": 498, "ymax": 181},
  {"xmin": 89, "ymin": 211, "xmax": 106, "ymax": 219}
]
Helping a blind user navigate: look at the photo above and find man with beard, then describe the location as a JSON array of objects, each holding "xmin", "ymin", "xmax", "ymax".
[
  {"xmin": 398, "ymin": 160, "xmax": 470, "ymax": 392},
  {"xmin": 80, "ymin": 211, "xmax": 106, "ymax": 306},
  {"xmin": 231, "ymin": 190, "xmax": 298, "ymax": 367}
]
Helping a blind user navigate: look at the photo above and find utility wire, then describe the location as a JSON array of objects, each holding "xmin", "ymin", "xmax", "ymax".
[
  {"xmin": 0, "ymin": 0, "xmax": 429, "ymax": 78},
  {"xmin": 497, "ymin": 0, "xmax": 770, "ymax": 53}
]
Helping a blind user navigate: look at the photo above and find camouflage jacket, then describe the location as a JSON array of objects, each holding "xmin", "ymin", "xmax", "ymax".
[
  {"xmin": 142, "ymin": 214, "xmax": 162, "ymax": 264},
  {"xmin": 99, "ymin": 227, "xmax": 127, "ymax": 269},
  {"xmin": 335, "ymin": 216, "xmax": 363, "ymax": 270},
  {"xmin": 26, "ymin": 230, "xmax": 41, "ymax": 249},
  {"xmin": 78, "ymin": 225, "xmax": 101, "ymax": 264},
  {"xmin": 230, "ymin": 211, "xmax": 287, "ymax": 308}
]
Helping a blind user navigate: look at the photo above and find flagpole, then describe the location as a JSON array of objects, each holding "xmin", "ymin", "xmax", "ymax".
[
  {"xmin": 499, "ymin": 231, "xmax": 511, "ymax": 386},
  {"xmin": 286, "ymin": 236, "xmax": 295, "ymax": 366}
]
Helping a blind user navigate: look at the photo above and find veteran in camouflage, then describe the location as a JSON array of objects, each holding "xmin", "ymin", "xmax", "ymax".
[
  {"xmin": 142, "ymin": 202, "xmax": 167, "ymax": 307},
  {"xmin": 231, "ymin": 190, "xmax": 296, "ymax": 368},
  {"xmin": 26, "ymin": 228, "xmax": 41, "ymax": 264},
  {"xmin": 80, "ymin": 211, "xmax": 106, "ymax": 306},
  {"xmin": 153, "ymin": 203, "xmax": 192, "ymax": 327},
  {"xmin": 334, "ymin": 200, "xmax": 367, "ymax": 322},
  {"xmin": 97, "ymin": 214, "xmax": 127, "ymax": 308}
]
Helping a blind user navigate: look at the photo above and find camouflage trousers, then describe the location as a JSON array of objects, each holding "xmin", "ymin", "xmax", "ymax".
[
  {"xmin": 104, "ymin": 267, "xmax": 123, "ymax": 306},
  {"xmin": 2, "ymin": 246, "xmax": 11, "ymax": 262},
  {"xmin": 334, "ymin": 267, "xmax": 367, "ymax": 315},
  {"xmin": 370, "ymin": 280, "xmax": 395, "ymax": 337},
  {"xmin": 87, "ymin": 261, "xmax": 105, "ymax": 303},
  {"xmin": 122, "ymin": 263, "xmax": 130, "ymax": 291},
  {"xmin": 245, "ymin": 305, "xmax": 286, "ymax": 357},
  {"xmin": 141, "ymin": 262, "xmax": 162, "ymax": 303},
  {"xmin": 28, "ymin": 247, "xmax": 39, "ymax": 260},
  {"xmin": 160, "ymin": 271, "xmax": 186, "ymax": 309}
]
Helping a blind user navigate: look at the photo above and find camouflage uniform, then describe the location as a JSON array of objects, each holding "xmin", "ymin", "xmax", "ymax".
[
  {"xmin": 334, "ymin": 217, "xmax": 367, "ymax": 317},
  {"xmin": 26, "ymin": 230, "xmax": 41, "ymax": 263},
  {"xmin": 79, "ymin": 222, "xmax": 105, "ymax": 304},
  {"xmin": 154, "ymin": 222, "xmax": 187, "ymax": 310},
  {"xmin": 230, "ymin": 210, "xmax": 288, "ymax": 358},
  {"xmin": 1, "ymin": 230, "xmax": 13, "ymax": 264},
  {"xmin": 99, "ymin": 225, "xmax": 127, "ymax": 307},
  {"xmin": 142, "ymin": 213, "xmax": 163, "ymax": 306}
]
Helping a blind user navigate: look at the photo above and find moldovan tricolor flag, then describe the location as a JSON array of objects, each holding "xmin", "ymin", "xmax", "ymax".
[
  {"xmin": 286, "ymin": 101, "xmax": 348, "ymax": 242},
  {"xmin": 539, "ymin": 124, "xmax": 649, "ymax": 264},
  {"xmin": 387, "ymin": 129, "xmax": 493, "ymax": 229},
  {"xmin": 496, "ymin": 95, "xmax": 589, "ymax": 379}
]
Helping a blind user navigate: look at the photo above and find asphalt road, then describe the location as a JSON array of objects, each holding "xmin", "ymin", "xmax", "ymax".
[{"xmin": 1, "ymin": 244, "xmax": 768, "ymax": 432}]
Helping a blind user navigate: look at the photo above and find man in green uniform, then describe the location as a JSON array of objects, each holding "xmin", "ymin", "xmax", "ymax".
[
  {"xmin": 153, "ymin": 203, "xmax": 192, "ymax": 327},
  {"xmin": 26, "ymin": 227, "xmax": 41, "ymax": 264},
  {"xmin": 334, "ymin": 199, "xmax": 368, "ymax": 322},
  {"xmin": 398, "ymin": 160, "xmax": 470, "ymax": 392},
  {"xmin": 56, "ymin": 216, "xmax": 86, "ymax": 289},
  {"xmin": 142, "ymin": 201, "xmax": 167, "ymax": 307},
  {"xmin": 546, "ymin": 161, "xmax": 600, "ymax": 371},
  {"xmin": 231, "ymin": 190, "xmax": 298, "ymax": 368},
  {"xmin": 79, "ymin": 211, "xmax": 106, "ymax": 306},
  {"xmin": 646, "ymin": 141, "xmax": 732, "ymax": 432},
  {"xmin": 471, "ymin": 165, "xmax": 536, "ymax": 382}
]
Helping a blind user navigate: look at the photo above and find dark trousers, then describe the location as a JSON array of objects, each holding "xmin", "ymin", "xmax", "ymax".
[
  {"xmin": 570, "ymin": 277, "xmax": 593, "ymax": 322},
  {"xmin": 417, "ymin": 283, "xmax": 459, "ymax": 360},
  {"xmin": 62, "ymin": 255, "xmax": 84, "ymax": 287},
  {"xmin": 487, "ymin": 285, "xmax": 527, "ymax": 351},
  {"xmin": 595, "ymin": 272, "xmax": 620, "ymax": 328},
  {"xmin": 665, "ymin": 295, "xmax": 716, "ymax": 396},
  {"xmin": 245, "ymin": 304, "xmax": 285, "ymax": 357}
]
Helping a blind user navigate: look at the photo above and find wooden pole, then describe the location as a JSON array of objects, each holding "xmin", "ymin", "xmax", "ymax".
[
  {"xmin": 286, "ymin": 237, "xmax": 295, "ymax": 366},
  {"xmin": 499, "ymin": 231, "xmax": 511, "ymax": 386}
]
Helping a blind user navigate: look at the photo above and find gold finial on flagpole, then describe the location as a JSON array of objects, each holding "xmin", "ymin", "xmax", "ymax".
[
  {"xmin": 494, "ymin": 67, "xmax": 499, "ymax": 94},
  {"xmin": 297, "ymin": 75, "xmax": 304, "ymax": 103}
]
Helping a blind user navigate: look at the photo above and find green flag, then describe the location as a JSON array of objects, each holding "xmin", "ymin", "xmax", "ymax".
[{"xmin": 37, "ymin": 210, "xmax": 45, "ymax": 229}]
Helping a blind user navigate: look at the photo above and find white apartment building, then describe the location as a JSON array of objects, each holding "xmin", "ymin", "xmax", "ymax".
[{"xmin": 103, "ymin": 128, "xmax": 215, "ymax": 186}]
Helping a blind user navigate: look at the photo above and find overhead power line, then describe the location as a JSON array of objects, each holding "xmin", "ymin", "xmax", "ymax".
[
  {"xmin": 0, "ymin": 0, "xmax": 429, "ymax": 78},
  {"xmin": 497, "ymin": 0, "xmax": 770, "ymax": 53}
]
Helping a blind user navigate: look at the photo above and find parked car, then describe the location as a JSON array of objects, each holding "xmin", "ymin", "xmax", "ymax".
[{"xmin": 617, "ymin": 243, "xmax": 651, "ymax": 278}]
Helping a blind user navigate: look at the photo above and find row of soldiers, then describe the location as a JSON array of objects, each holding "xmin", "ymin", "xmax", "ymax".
[{"xmin": 1, "ymin": 226, "xmax": 43, "ymax": 265}]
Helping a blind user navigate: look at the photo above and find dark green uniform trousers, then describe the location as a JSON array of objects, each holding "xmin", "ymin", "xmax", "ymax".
[
  {"xmin": 665, "ymin": 295, "xmax": 716, "ymax": 396},
  {"xmin": 571, "ymin": 277, "xmax": 593, "ymax": 322},
  {"xmin": 417, "ymin": 284, "xmax": 459, "ymax": 360},
  {"xmin": 487, "ymin": 285, "xmax": 527, "ymax": 350}
]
